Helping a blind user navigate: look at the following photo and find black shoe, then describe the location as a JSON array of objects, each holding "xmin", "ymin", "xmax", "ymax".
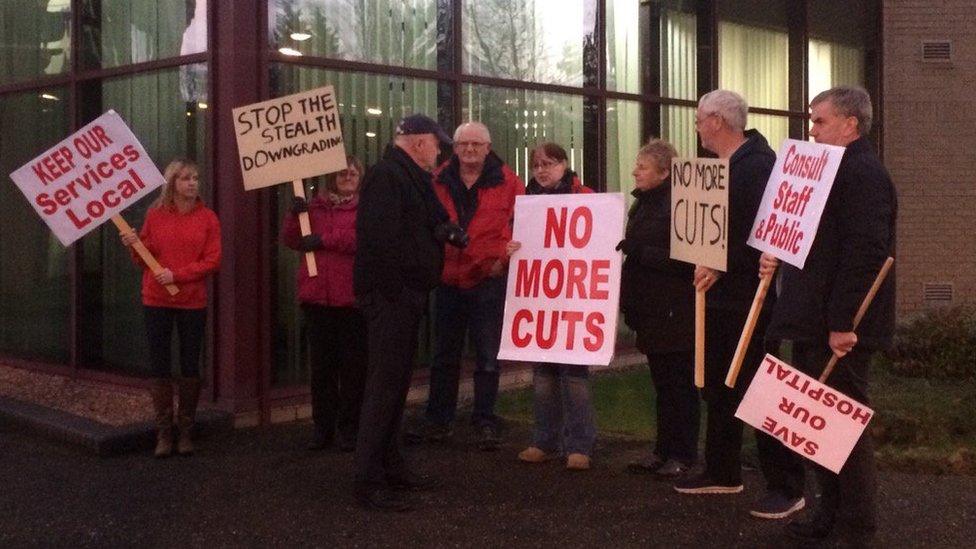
[
  {"xmin": 751, "ymin": 492, "xmax": 806, "ymax": 520},
  {"xmin": 626, "ymin": 454, "xmax": 666, "ymax": 474},
  {"xmin": 653, "ymin": 459, "xmax": 691, "ymax": 480},
  {"xmin": 307, "ymin": 432, "xmax": 332, "ymax": 451},
  {"xmin": 673, "ymin": 473, "xmax": 743, "ymax": 494},
  {"xmin": 404, "ymin": 421, "xmax": 454, "ymax": 444},
  {"xmin": 477, "ymin": 424, "xmax": 500, "ymax": 451},
  {"xmin": 386, "ymin": 472, "xmax": 438, "ymax": 492},
  {"xmin": 355, "ymin": 487, "xmax": 412, "ymax": 512},
  {"xmin": 785, "ymin": 512, "xmax": 834, "ymax": 543}
]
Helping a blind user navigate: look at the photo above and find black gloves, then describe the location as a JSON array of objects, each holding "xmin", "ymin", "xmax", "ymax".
[
  {"xmin": 299, "ymin": 234, "xmax": 324, "ymax": 251},
  {"xmin": 291, "ymin": 197, "xmax": 308, "ymax": 215},
  {"xmin": 434, "ymin": 222, "xmax": 470, "ymax": 249}
]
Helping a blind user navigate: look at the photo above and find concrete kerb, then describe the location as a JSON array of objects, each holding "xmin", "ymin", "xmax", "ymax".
[{"xmin": 0, "ymin": 395, "xmax": 232, "ymax": 457}]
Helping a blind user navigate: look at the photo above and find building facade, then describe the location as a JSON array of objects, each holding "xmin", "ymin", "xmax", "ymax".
[{"xmin": 2, "ymin": 0, "xmax": 966, "ymax": 423}]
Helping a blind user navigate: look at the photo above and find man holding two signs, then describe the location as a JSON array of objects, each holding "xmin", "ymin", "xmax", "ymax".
[
  {"xmin": 674, "ymin": 91, "xmax": 805, "ymax": 522},
  {"xmin": 759, "ymin": 86, "xmax": 897, "ymax": 545}
]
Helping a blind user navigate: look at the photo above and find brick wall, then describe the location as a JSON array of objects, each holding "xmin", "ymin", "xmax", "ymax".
[{"xmin": 883, "ymin": 0, "xmax": 976, "ymax": 313}]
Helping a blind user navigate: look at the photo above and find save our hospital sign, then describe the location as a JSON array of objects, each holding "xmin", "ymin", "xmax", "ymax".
[
  {"xmin": 9, "ymin": 110, "xmax": 166, "ymax": 247},
  {"xmin": 497, "ymin": 193, "xmax": 625, "ymax": 366}
]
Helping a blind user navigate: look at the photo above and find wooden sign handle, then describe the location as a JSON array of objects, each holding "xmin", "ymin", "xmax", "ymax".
[
  {"xmin": 725, "ymin": 270, "xmax": 774, "ymax": 388},
  {"xmin": 292, "ymin": 179, "xmax": 318, "ymax": 278},
  {"xmin": 819, "ymin": 257, "xmax": 895, "ymax": 382},
  {"xmin": 695, "ymin": 288, "xmax": 706, "ymax": 388},
  {"xmin": 112, "ymin": 215, "xmax": 179, "ymax": 296}
]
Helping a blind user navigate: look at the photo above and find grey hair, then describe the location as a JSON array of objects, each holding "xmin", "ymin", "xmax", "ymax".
[
  {"xmin": 811, "ymin": 86, "xmax": 873, "ymax": 136},
  {"xmin": 699, "ymin": 90, "xmax": 748, "ymax": 132},
  {"xmin": 454, "ymin": 121, "xmax": 492, "ymax": 143}
]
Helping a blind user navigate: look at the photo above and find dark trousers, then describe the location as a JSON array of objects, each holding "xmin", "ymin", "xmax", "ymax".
[
  {"xmin": 354, "ymin": 287, "xmax": 428, "ymax": 487},
  {"xmin": 426, "ymin": 276, "xmax": 506, "ymax": 428},
  {"xmin": 794, "ymin": 341, "xmax": 877, "ymax": 535},
  {"xmin": 144, "ymin": 306, "xmax": 206, "ymax": 378},
  {"xmin": 701, "ymin": 306, "xmax": 804, "ymax": 497},
  {"xmin": 303, "ymin": 304, "xmax": 368, "ymax": 443},
  {"xmin": 646, "ymin": 351, "xmax": 700, "ymax": 465}
]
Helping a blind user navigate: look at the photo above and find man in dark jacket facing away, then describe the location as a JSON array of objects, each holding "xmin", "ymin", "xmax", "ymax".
[
  {"xmin": 674, "ymin": 90, "xmax": 806, "ymax": 522},
  {"xmin": 760, "ymin": 86, "xmax": 897, "ymax": 545},
  {"xmin": 353, "ymin": 114, "xmax": 462, "ymax": 512}
]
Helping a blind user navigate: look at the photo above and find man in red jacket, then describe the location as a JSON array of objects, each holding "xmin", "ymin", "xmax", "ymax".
[{"xmin": 407, "ymin": 122, "xmax": 525, "ymax": 450}]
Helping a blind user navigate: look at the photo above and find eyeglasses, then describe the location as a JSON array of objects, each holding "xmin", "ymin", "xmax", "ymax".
[
  {"xmin": 455, "ymin": 141, "xmax": 488, "ymax": 149},
  {"xmin": 694, "ymin": 112, "xmax": 717, "ymax": 126},
  {"xmin": 532, "ymin": 159, "xmax": 562, "ymax": 171}
]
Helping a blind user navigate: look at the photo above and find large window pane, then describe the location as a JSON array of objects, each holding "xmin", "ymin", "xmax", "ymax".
[
  {"xmin": 718, "ymin": 0, "xmax": 789, "ymax": 111},
  {"xmin": 270, "ymin": 64, "xmax": 442, "ymax": 386},
  {"xmin": 809, "ymin": 40, "xmax": 864, "ymax": 100},
  {"xmin": 462, "ymin": 85, "xmax": 585, "ymax": 184},
  {"xmin": 80, "ymin": 0, "xmax": 207, "ymax": 70},
  {"xmin": 807, "ymin": 0, "xmax": 873, "ymax": 99},
  {"xmin": 77, "ymin": 65, "xmax": 209, "ymax": 374},
  {"xmin": 607, "ymin": 0, "xmax": 640, "ymax": 93},
  {"xmin": 660, "ymin": 6, "xmax": 697, "ymax": 100},
  {"xmin": 606, "ymin": 100, "xmax": 642, "ymax": 202},
  {"xmin": 749, "ymin": 113, "xmax": 789, "ymax": 152},
  {"xmin": 462, "ymin": 0, "xmax": 596, "ymax": 87},
  {"xmin": 0, "ymin": 0, "xmax": 71, "ymax": 85},
  {"xmin": 269, "ymin": 0, "xmax": 440, "ymax": 70},
  {"xmin": 0, "ymin": 88, "xmax": 71, "ymax": 363},
  {"xmin": 661, "ymin": 105, "xmax": 697, "ymax": 158}
]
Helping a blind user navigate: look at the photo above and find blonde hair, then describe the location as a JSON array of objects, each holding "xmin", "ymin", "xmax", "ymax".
[
  {"xmin": 637, "ymin": 138, "xmax": 678, "ymax": 172},
  {"xmin": 153, "ymin": 158, "xmax": 200, "ymax": 209}
]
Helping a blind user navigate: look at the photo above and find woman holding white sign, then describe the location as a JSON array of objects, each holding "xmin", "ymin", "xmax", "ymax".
[
  {"xmin": 513, "ymin": 142, "xmax": 597, "ymax": 471},
  {"xmin": 618, "ymin": 139, "xmax": 700, "ymax": 478},
  {"xmin": 282, "ymin": 155, "xmax": 367, "ymax": 452},
  {"xmin": 121, "ymin": 159, "xmax": 221, "ymax": 458}
]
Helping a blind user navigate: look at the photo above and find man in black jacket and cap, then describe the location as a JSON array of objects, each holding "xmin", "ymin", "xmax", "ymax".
[
  {"xmin": 760, "ymin": 86, "xmax": 897, "ymax": 545},
  {"xmin": 674, "ymin": 90, "xmax": 806, "ymax": 522},
  {"xmin": 353, "ymin": 114, "xmax": 464, "ymax": 512}
]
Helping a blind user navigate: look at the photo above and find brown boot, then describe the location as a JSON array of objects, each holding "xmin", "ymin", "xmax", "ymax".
[
  {"xmin": 150, "ymin": 379, "xmax": 174, "ymax": 458},
  {"xmin": 176, "ymin": 377, "xmax": 202, "ymax": 455}
]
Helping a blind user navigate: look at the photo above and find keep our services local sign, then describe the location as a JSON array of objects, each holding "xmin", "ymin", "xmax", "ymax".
[
  {"xmin": 9, "ymin": 110, "xmax": 166, "ymax": 247},
  {"xmin": 233, "ymin": 85, "xmax": 347, "ymax": 190}
]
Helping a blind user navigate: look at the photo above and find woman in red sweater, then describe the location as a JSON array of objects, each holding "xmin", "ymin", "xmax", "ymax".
[
  {"xmin": 121, "ymin": 159, "xmax": 221, "ymax": 458},
  {"xmin": 282, "ymin": 155, "xmax": 367, "ymax": 452}
]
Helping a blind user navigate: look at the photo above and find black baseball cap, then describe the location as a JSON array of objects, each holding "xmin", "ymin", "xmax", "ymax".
[{"xmin": 395, "ymin": 114, "xmax": 453, "ymax": 146}]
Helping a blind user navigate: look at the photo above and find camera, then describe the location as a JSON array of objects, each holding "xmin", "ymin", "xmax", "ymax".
[{"xmin": 434, "ymin": 222, "xmax": 470, "ymax": 249}]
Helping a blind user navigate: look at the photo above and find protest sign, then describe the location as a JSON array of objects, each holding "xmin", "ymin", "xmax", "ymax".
[
  {"xmin": 670, "ymin": 158, "xmax": 728, "ymax": 272},
  {"xmin": 747, "ymin": 139, "xmax": 844, "ymax": 269},
  {"xmin": 10, "ymin": 110, "xmax": 166, "ymax": 247},
  {"xmin": 233, "ymin": 85, "xmax": 348, "ymax": 277},
  {"xmin": 498, "ymin": 193, "xmax": 625, "ymax": 366},
  {"xmin": 736, "ymin": 354, "xmax": 874, "ymax": 474},
  {"xmin": 9, "ymin": 110, "xmax": 177, "ymax": 295}
]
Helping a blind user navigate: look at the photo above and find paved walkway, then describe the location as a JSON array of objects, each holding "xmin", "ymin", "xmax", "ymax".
[{"xmin": 1, "ymin": 419, "xmax": 972, "ymax": 547}]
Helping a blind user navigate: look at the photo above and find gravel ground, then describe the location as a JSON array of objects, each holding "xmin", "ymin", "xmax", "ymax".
[
  {"xmin": 1, "ymin": 418, "xmax": 973, "ymax": 548},
  {"xmin": 0, "ymin": 364, "xmax": 151, "ymax": 426}
]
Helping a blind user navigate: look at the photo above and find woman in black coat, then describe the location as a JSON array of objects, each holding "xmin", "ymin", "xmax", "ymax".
[{"xmin": 619, "ymin": 139, "xmax": 700, "ymax": 478}]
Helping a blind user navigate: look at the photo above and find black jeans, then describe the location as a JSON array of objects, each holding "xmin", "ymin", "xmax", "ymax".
[
  {"xmin": 354, "ymin": 287, "xmax": 428, "ymax": 487},
  {"xmin": 303, "ymin": 304, "xmax": 368, "ymax": 443},
  {"xmin": 143, "ymin": 306, "xmax": 206, "ymax": 378},
  {"xmin": 794, "ymin": 341, "xmax": 877, "ymax": 535},
  {"xmin": 646, "ymin": 351, "xmax": 700, "ymax": 465}
]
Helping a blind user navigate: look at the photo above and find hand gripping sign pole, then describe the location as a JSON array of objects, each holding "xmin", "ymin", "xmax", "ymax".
[
  {"xmin": 111, "ymin": 215, "xmax": 179, "ymax": 296},
  {"xmin": 819, "ymin": 257, "xmax": 894, "ymax": 382},
  {"xmin": 291, "ymin": 179, "xmax": 318, "ymax": 277},
  {"xmin": 724, "ymin": 271, "xmax": 774, "ymax": 387}
]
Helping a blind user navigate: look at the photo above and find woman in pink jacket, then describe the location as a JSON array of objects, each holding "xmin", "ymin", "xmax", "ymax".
[{"xmin": 282, "ymin": 156, "xmax": 367, "ymax": 452}]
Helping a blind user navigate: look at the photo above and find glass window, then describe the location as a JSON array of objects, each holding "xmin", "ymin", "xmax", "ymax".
[
  {"xmin": 606, "ymin": 100, "xmax": 642, "ymax": 203},
  {"xmin": 76, "ymin": 65, "xmax": 209, "ymax": 374},
  {"xmin": 749, "ymin": 113, "xmax": 789, "ymax": 152},
  {"xmin": 269, "ymin": 64, "xmax": 442, "ymax": 386},
  {"xmin": 269, "ymin": 0, "xmax": 441, "ymax": 70},
  {"xmin": 661, "ymin": 105, "xmax": 697, "ymax": 158},
  {"xmin": 0, "ymin": 0, "xmax": 71, "ymax": 85},
  {"xmin": 607, "ymin": 0, "xmax": 640, "ymax": 93},
  {"xmin": 660, "ymin": 5, "xmax": 697, "ymax": 100},
  {"xmin": 462, "ymin": 85, "xmax": 585, "ymax": 184},
  {"xmin": 80, "ymin": 0, "xmax": 207, "ymax": 70},
  {"xmin": 807, "ymin": 0, "xmax": 873, "ymax": 99},
  {"xmin": 718, "ymin": 21, "xmax": 788, "ymax": 111},
  {"xmin": 462, "ymin": 0, "xmax": 596, "ymax": 87},
  {"xmin": 0, "ymin": 88, "xmax": 71, "ymax": 363}
]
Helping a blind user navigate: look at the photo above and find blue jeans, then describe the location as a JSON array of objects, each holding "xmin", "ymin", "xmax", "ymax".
[
  {"xmin": 531, "ymin": 364, "xmax": 596, "ymax": 456},
  {"xmin": 426, "ymin": 276, "xmax": 506, "ymax": 428}
]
